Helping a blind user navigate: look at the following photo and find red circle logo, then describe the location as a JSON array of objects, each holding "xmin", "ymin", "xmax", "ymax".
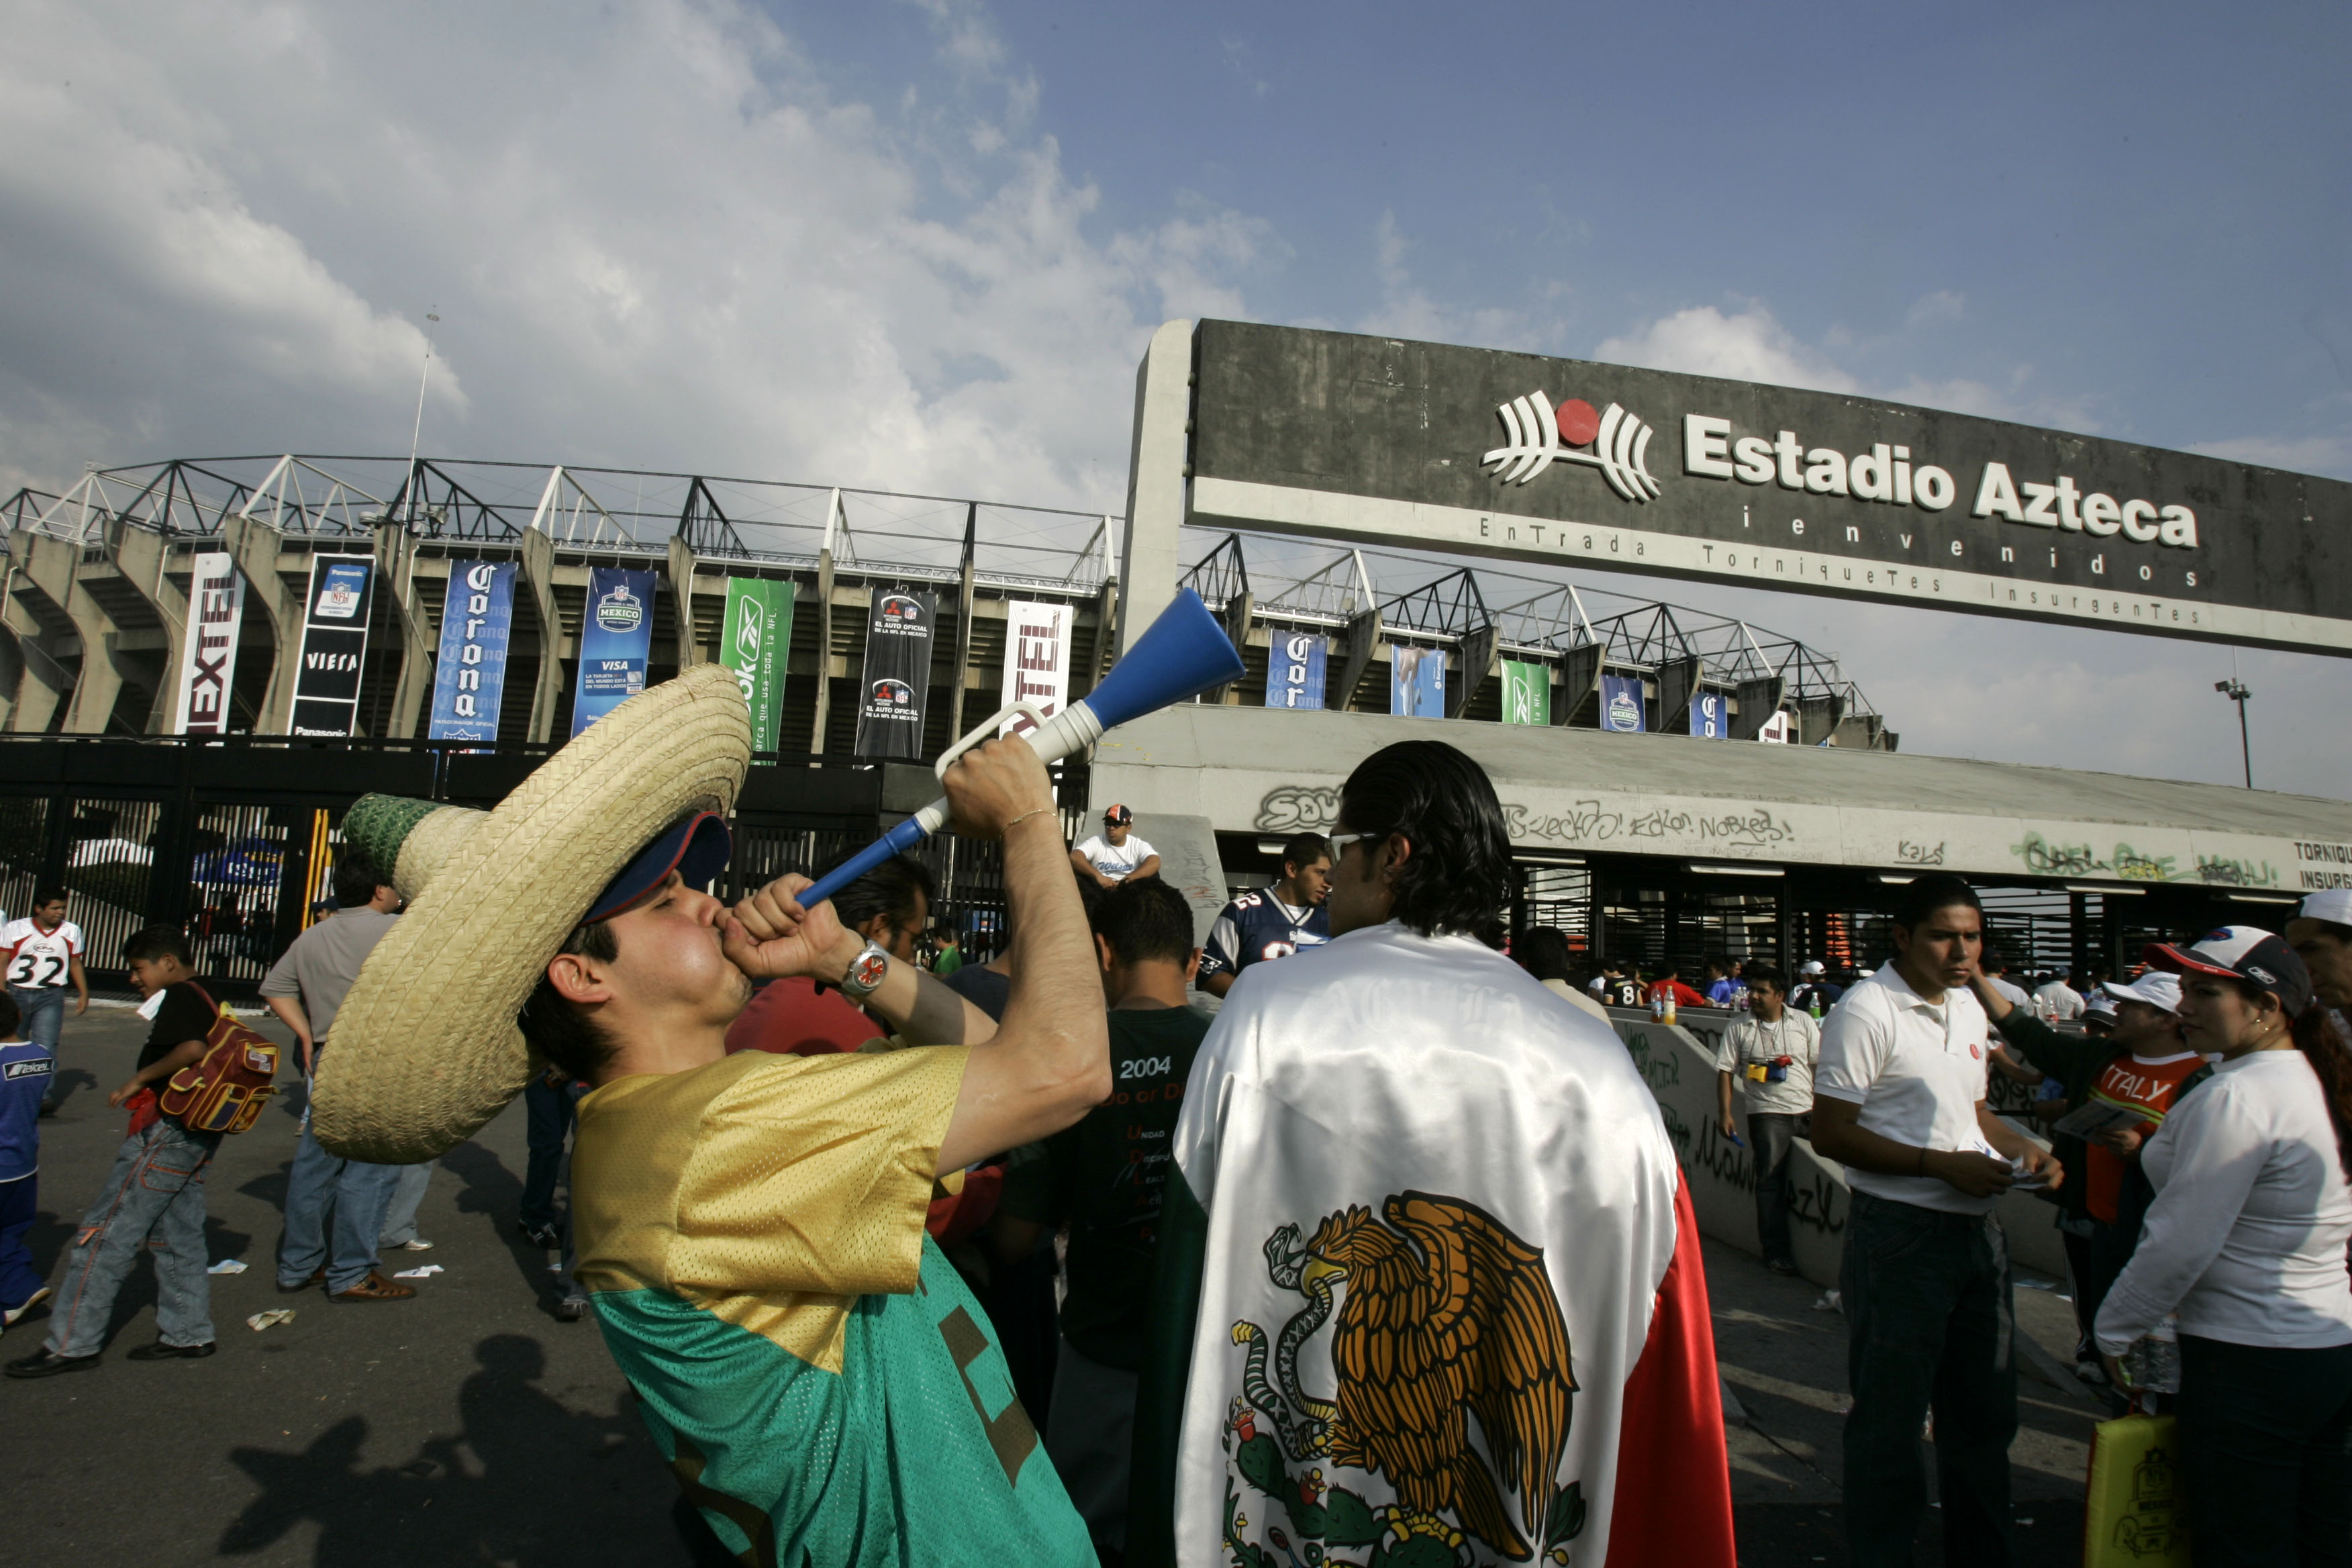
[{"xmin": 1555, "ymin": 397, "xmax": 1601, "ymax": 447}]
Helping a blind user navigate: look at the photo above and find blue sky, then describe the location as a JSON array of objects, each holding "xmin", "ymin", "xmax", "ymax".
[{"xmin": 1, "ymin": 0, "xmax": 2343, "ymax": 793}]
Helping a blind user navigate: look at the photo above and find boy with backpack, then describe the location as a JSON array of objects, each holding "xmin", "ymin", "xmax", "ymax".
[
  {"xmin": 7, "ymin": 926, "xmax": 243, "ymax": 1375},
  {"xmin": 1, "ymin": 992, "xmax": 52, "ymax": 1330}
]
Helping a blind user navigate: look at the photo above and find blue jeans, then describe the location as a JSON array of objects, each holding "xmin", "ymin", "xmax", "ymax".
[
  {"xmin": 2177, "ymin": 1334, "xmax": 2352, "ymax": 1567},
  {"xmin": 46, "ymin": 1118, "xmax": 221, "ymax": 1356},
  {"xmin": 1839, "ymin": 1191, "xmax": 2020, "ymax": 1567},
  {"xmin": 377, "ymin": 1163, "xmax": 434, "ymax": 1246},
  {"xmin": 277, "ymin": 1104, "xmax": 401, "ymax": 1293},
  {"xmin": 11, "ymin": 986, "xmax": 66, "ymax": 1106},
  {"xmin": 520, "ymin": 1077, "xmax": 579, "ymax": 1231}
]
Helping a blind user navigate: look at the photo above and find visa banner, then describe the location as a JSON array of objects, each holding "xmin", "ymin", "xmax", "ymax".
[
  {"xmin": 289, "ymin": 555, "xmax": 375, "ymax": 737},
  {"xmin": 428, "ymin": 560, "xmax": 518, "ymax": 742},
  {"xmin": 1265, "ymin": 630, "xmax": 1327, "ymax": 710},
  {"xmin": 1599, "ymin": 671, "xmax": 1647, "ymax": 733},
  {"xmin": 1500, "ymin": 658, "xmax": 1551, "ymax": 726},
  {"xmin": 722, "ymin": 576, "xmax": 794, "ymax": 752},
  {"xmin": 1391, "ymin": 644, "xmax": 1445, "ymax": 719},
  {"xmin": 571, "ymin": 567, "xmax": 656, "ymax": 736}
]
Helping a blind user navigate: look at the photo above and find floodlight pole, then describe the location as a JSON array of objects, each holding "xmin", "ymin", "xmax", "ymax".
[
  {"xmin": 2214, "ymin": 677, "xmax": 2253, "ymax": 788},
  {"xmin": 405, "ymin": 309, "xmax": 440, "ymax": 524}
]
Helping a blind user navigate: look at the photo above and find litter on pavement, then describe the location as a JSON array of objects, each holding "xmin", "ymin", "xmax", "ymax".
[
  {"xmin": 207, "ymin": 1259, "xmax": 249, "ymax": 1275},
  {"xmin": 246, "ymin": 1310, "xmax": 296, "ymax": 1332}
]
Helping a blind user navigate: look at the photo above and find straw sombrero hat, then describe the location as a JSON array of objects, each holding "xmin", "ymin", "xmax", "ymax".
[{"xmin": 310, "ymin": 663, "xmax": 750, "ymax": 1163}]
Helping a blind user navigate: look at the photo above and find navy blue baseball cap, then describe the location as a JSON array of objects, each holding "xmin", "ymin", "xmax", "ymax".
[{"xmin": 583, "ymin": 812, "xmax": 732, "ymax": 922}]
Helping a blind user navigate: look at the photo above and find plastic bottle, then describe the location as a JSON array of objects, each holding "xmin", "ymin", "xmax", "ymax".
[
  {"xmin": 2124, "ymin": 1315, "xmax": 2182, "ymax": 1395},
  {"xmin": 1661, "ymin": 988, "xmax": 1677, "ymax": 1026},
  {"xmin": 1808, "ymin": 991, "xmax": 1824, "ymax": 1020}
]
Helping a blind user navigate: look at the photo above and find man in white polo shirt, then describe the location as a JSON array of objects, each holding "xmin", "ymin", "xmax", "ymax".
[{"xmin": 1809, "ymin": 875, "xmax": 2062, "ymax": 1568}]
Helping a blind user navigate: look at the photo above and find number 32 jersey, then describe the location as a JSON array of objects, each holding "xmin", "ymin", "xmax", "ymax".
[
  {"xmin": 2, "ymin": 920, "xmax": 83, "ymax": 989},
  {"xmin": 1199, "ymin": 889, "xmax": 1329, "ymax": 985}
]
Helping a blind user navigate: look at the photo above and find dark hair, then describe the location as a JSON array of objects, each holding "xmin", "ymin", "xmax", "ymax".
[
  {"xmin": 1336, "ymin": 740, "xmax": 1510, "ymax": 945},
  {"xmin": 814, "ymin": 846, "xmax": 936, "ymax": 940},
  {"xmin": 1744, "ymin": 962, "xmax": 1785, "ymax": 991},
  {"xmin": 518, "ymin": 921, "xmax": 622, "ymax": 1083},
  {"xmin": 2294, "ymin": 1003, "xmax": 2352, "ymax": 1183},
  {"xmin": 2303, "ymin": 919, "xmax": 2352, "ymax": 945},
  {"xmin": 332, "ymin": 848, "xmax": 391, "ymax": 910},
  {"xmin": 1892, "ymin": 875, "xmax": 1982, "ymax": 932},
  {"xmin": 1280, "ymin": 832, "xmax": 1330, "ymax": 873},
  {"xmin": 33, "ymin": 887, "xmax": 66, "ymax": 910},
  {"xmin": 1513, "ymin": 927, "xmax": 1576, "ymax": 984},
  {"xmin": 122, "ymin": 924, "xmax": 193, "ymax": 966},
  {"xmin": 0, "ymin": 991, "xmax": 18, "ymax": 1037},
  {"xmin": 1094, "ymin": 877, "xmax": 1194, "ymax": 967}
]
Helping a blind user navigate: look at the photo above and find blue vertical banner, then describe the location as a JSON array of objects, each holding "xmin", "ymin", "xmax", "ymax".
[
  {"xmin": 1391, "ymin": 644, "xmax": 1445, "ymax": 718},
  {"xmin": 1264, "ymin": 630, "xmax": 1327, "ymax": 710},
  {"xmin": 1689, "ymin": 688, "xmax": 1728, "ymax": 738},
  {"xmin": 428, "ymin": 560, "xmax": 518, "ymax": 742},
  {"xmin": 1599, "ymin": 671, "xmax": 1647, "ymax": 733},
  {"xmin": 571, "ymin": 567, "xmax": 656, "ymax": 736},
  {"xmin": 288, "ymin": 556, "xmax": 375, "ymax": 736}
]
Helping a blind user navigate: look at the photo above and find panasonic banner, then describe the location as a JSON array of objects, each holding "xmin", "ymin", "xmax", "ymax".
[
  {"xmin": 1599, "ymin": 672, "xmax": 1647, "ymax": 734},
  {"xmin": 998, "ymin": 599, "xmax": 1072, "ymax": 738},
  {"xmin": 854, "ymin": 589, "xmax": 935, "ymax": 758},
  {"xmin": 288, "ymin": 556, "xmax": 375, "ymax": 736},
  {"xmin": 1391, "ymin": 644, "xmax": 1444, "ymax": 719},
  {"xmin": 428, "ymin": 560, "xmax": 518, "ymax": 742},
  {"xmin": 571, "ymin": 567, "xmax": 656, "ymax": 737},
  {"xmin": 721, "ymin": 576, "xmax": 794, "ymax": 752},
  {"xmin": 1265, "ymin": 630, "xmax": 1327, "ymax": 710},
  {"xmin": 173, "ymin": 552, "xmax": 246, "ymax": 734}
]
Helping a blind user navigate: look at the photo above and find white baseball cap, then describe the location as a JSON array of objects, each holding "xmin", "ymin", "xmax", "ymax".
[
  {"xmin": 2301, "ymin": 890, "xmax": 2352, "ymax": 926},
  {"xmin": 1800, "ymin": 960, "xmax": 1825, "ymax": 976},
  {"xmin": 2100, "ymin": 972, "xmax": 2182, "ymax": 1013},
  {"xmin": 2084, "ymin": 993, "xmax": 2120, "ymax": 1025}
]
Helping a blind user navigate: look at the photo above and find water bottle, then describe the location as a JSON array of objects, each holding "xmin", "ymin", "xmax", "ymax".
[
  {"xmin": 1662, "ymin": 988, "xmax": 1677, "ymax": 1026},
  {"xmin": 1649, "ymin": 989, "xmax": 1663, "ymax": 1022},
  {"xmin": 1808, "ymin": 991, "xmax": 1824, "ymax": 1019},
  {"xmin": 2124, "ymin": 1315, "xmax": 2182, "ymax": 1395}
]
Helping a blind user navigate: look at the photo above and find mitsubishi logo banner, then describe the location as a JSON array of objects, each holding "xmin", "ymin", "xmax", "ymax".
[
  {"xmin": 288, "ymin": 554, "xmax": 375, "ymax": 737},
  {"xmin": 1183, "ymin": 321, "xmax": 2351, "ymax": 653},
  {"xmin": 854, "ymin": 588, "xmax": 936, "ymax": 758},
  {"xmin": 428, "ymin": 560, "xmax": 517, "ymax": 742},
  {"xmin": 571, "ymin": 567, "xmax": 656, "ymax": 737},
  {"xmin": 173, "ymin": 551, "xmax": 246, "ymax": 734}
]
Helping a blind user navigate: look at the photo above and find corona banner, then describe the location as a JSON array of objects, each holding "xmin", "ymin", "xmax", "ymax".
[
  {"xmin": 428, "ymin": 560, "xmax": 518, "ymax": 742},
  {"xmin": 1265, "ymin": 630, "xmax": 1327, "ymax": 711}
]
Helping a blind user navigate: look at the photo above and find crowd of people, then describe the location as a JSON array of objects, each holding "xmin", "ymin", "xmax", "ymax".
[{"xmin": 1, "ymin": 682, "xmax": 2347, "ymax": 1567}]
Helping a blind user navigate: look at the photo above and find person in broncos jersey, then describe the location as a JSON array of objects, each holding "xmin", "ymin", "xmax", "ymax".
[
  {"xmin": 3, "ymin": 889, "xmax": 89, "ymax": 1118},
  {"xmin": 1195, "ymin": 832, "xmax": 1330, "ymax": 1000}
]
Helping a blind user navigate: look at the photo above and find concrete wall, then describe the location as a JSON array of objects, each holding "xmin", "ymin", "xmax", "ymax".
[{"xmin": 1610, "ymin": 1007, "xmax": 2067, "ymax": 1286}]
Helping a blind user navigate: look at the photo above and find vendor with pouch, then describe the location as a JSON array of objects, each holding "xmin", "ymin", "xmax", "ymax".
[{"xmin": 1712, "ymin": 961, "xmax": 1820, "ymax": 1276}]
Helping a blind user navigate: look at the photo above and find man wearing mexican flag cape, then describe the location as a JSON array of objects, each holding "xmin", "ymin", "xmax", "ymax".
[{"xmin": 1132, "ymin": 740, "xmax": 1735, "ymax": 1567}]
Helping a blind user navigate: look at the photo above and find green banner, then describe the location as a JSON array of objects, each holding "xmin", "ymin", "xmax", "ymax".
[
  {"xmin": 1500, "ymin": 658, "xmax": 1551, "ymax": 726},
  {"xmin": 722, "ymin": 577, "xmax": 794, "ymax": 750}
]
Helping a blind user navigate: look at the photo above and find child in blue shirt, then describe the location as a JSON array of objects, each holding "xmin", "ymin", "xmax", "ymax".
[{"xmin": 0, "ymin": 991, "xmax": 53, "ymax": 1327}]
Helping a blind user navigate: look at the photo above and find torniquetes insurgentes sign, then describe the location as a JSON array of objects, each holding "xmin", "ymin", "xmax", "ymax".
[{"xmin": 1182, "ymin": 320, "xmax": 2351, "ymax": 654}]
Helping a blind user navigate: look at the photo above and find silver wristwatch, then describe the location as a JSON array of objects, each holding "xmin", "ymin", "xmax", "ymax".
[{"xmin": 837, "ymin": 940, "xmax": 891, "ymax": 1000}]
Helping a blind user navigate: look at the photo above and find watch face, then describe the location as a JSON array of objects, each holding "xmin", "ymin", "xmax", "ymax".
[{"xmin": 850, "ymin": 948, "xmax": 889, "ymax": 992}]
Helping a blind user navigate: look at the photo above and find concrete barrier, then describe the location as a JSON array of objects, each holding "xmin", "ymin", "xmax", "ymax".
[{"xmin": 1609, "ymin": 1008, "xmax": 2067, "ymax": 1287}]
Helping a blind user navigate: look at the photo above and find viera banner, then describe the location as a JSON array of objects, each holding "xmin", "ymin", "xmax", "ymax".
[
  {"xmin": 1599, "ymin": 671, "xmax": 1647, "ymax": 733},
  {"xmin": 1500, "ymin": 658, "xmax": 1551, "ymax": 726},
  {"xmin": 998, "ymin": 599, "xmax": 1072, "ymax": 738},
  {"xmin": 1689, "ymin": 688, "xmax": 1728, "ymax": 738},
  {"xmin": 1264, "ymin": 630, "xmax": 1327, "ymax": 711},
  {"xmin": 854, "ymin": 588, "xmax": 935, "ymax": 758},
  {"xmin": 173, "ymin": 551, "xmax": 246, "ymax": 734},
  {"xmin": 1391, "ymin": 644, "xmax": 1445, "ymax": 718},
  {"xmin": 571, "ymin": 567, "xmax": 656, "ymax": 737},
  {"xmin": 721, "ymin": 576, "xmax": 794, "ymax": 752},
  {"xmin": 428, "ymin": 560, "xmax": 518, "ymax": 742},
  {"xmin": 288, "ymin": 555, "xmax": 375, "ymax": 736}
]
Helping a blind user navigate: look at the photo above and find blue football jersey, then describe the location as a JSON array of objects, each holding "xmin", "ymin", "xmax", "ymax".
[
  {"xmin": 0, "ymin": 1040, "xmax": 55, "ymax": 1181},
  {"xmin": 1200, "ymin": 888, "xmax": 1330, "ymax": 983}
]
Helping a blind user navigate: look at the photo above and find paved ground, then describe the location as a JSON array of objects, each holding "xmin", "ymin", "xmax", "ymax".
[{"xmin": 9, "ymin": 1008, "xmax": 2100, "ymax": 1566}]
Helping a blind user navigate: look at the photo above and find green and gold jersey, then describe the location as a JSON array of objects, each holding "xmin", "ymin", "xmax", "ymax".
[{"xmin": 571, "ymin": 1046, "xmax": 1091, "ymax": 1567}]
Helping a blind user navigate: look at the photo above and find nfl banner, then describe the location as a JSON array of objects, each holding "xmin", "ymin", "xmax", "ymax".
[
  {"xmin": 1500, "ymin": 658, "xmax": 1551, "ymax": 726},
  {"xmin": 1599, "ymin": 671, "xmax": 1647, "ymax": 733},
  {"xmin": 1265, "ymin": 631, "xmax": 1327, "ymax": 711},
  {"xmin": 1689, "ymin": 688, "xmax": 1728, "ymax": 738},
  {"xmin": 998, "ymin": 598, "xmax": 1071, "ymax": 738},
  {"xmin": 428, "ymin": 560, "xmax": 518, "ymax": 742},
  {"xmin": 1134, "ymin": 926, "xmax": 1736, "ymax": 1566},
  {"xmin": 173, "ymin": 551, "xmax": 246, "ymax": 734},
  {"xmin": 854, "ymin": 588, "xmax": 936, "ymax": 758},
  {"xmin": 571, "ymin": 567, "xmax": 656, "ymax": 737},
  {"xmin": 1391, "ymin": 644, "xmax": 1444, "ymax": 718},
  {"xmin": 288, "ymin": 556, "xmax": 375, "ymax": 736},
  {"xmin": 721, "ymin": 577, "xmax": 795, "ymax": 752}
]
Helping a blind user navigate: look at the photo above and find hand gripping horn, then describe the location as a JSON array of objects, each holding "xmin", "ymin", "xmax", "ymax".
[{"xmin": 795, "ymin": 587, "xmax": 1244, "ymax": 909}]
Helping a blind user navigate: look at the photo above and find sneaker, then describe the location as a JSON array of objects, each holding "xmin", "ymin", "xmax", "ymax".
[
  {"xmin": 556, "ymin": 1293, "xmax": 591, "ymax": 1323},
  {"xmin": 1766, "ymin": 1258, "xmax": 1801, "ymax": 1277},
  {"xmin": 277, "ymin": 1269, "xmax": 327, "ymax": 1294},
  {"xmin": 387, "ymin": 1238, "xmax": 436, "ymax": 1252},
  {"xmin": 2074, "ymin": 1357, "xmax": 2110, "ymax": 1387},
  {"xmin": 520, "ymin": 1221, "xmax": 562, "ymax": 1251},
  {"xmin": 127, "ymin": 1340, "xmax": 217, "ymax": 1361},
  {"xmin": 2, "ymin": 1286, "xmax": 52, "ymax": 1327},
  {"xmin": 5, "ymin": 1347, "xmax": 99, "ymax": 1379},
  {"xmin": 327, "ymin": 1271, "xmax": 416, "ymax": 1304}
]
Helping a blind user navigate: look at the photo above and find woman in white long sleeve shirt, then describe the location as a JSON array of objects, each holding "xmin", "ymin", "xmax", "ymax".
[{"xmin": 2096, "ymin": 927, "xmax": 2352, "ymax": 1568}]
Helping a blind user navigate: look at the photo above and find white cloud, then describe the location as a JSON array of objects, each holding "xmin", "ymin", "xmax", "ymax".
[
  {"xmin": 2190, "ymin": 432, "xmax": 2352, "ymax": 482},
  {"xmin": 1594, "ymin": 303, "xmax": 1861, "ymax": 395}
]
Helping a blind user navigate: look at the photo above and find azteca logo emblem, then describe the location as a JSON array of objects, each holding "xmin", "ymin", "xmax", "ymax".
[{"xmin": 1484, "ymin": 391, "xmax": 1662, "ymax": 503}]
